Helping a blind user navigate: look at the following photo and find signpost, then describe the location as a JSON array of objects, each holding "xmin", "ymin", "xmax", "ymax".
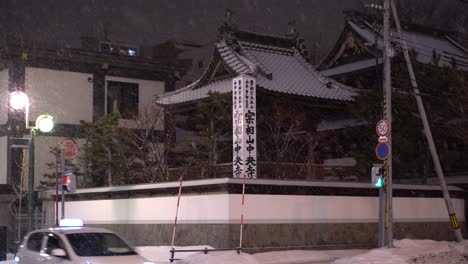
[
  {"xmin": 57, "ymin": 139, "xmax": 79, "ymax": 221},
  {"xmin": 232, "ymin": 75, "xmax": 257, "ymax": 179},
  {"xmin": 375, "ymin": 120, "xmax": 390, "ymax": 247}
]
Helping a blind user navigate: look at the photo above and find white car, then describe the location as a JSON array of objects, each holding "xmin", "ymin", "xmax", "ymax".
[{"xmin": 16, "ymin": 220, "xmax": 154, "ymax": 264}]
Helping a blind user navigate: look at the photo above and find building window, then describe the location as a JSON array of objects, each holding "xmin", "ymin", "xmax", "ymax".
[
  {"xmin": 99, "ymin": 41, "xmax": 138, "ymax": 57},
  {"xmin": 106, "ymin": 81, "xmax": 139, "ymax": 119}
]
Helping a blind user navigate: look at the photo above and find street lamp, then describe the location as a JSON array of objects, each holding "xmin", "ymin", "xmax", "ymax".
[
  {"xmin": 10, "ymin": 91, "xmax": 54, "ymax": 131},
  {"xmin": 36, "ymin": 114, "xmax": 54, "ymax": 133},
  {"xmin": 9, "ymin": 91, "xmax": 54, "ymax": 233},
  {"xmin": 9, "ymin": 91, "xmax": 29, "ymax": 111}
]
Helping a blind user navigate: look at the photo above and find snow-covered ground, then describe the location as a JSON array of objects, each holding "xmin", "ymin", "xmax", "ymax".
[
  {"xmin": 2, "ymin": 240, "xmax": 468, "ymax": 264},
  {"xmin": 334, "ymin": 239, "xmax": 468, "ymax": 264},
  {"xmin": 137, "ymin": 239, "xmax": 468, "ymax": 264},
  {"xmin": 137, "ymin": 240, "xmax": 468, "ymax": 264}
]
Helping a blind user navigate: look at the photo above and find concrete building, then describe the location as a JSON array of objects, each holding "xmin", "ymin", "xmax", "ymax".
[{"xmin": 0, "ymin": 41, "xmax": 174, "ymax": 258}]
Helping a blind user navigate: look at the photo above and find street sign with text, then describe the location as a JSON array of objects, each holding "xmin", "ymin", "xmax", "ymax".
[{"xmin": 376, "ymin": 120, "xmax": 391, "ymax": 137}]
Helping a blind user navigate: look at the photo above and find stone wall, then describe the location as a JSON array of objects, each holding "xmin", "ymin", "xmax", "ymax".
[{"xmin": 88, "ymin": 222, "xmax": 466, "ymax": 252}]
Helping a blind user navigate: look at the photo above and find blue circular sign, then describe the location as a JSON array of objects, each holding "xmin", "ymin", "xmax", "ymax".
[{"xmin": 376, "ymin": 142, "xmax": 390, "ymax": 160}]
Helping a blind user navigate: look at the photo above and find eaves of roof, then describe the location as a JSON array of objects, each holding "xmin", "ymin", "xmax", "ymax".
[{"xmin": 157, "ymin": 34, "xmax": 359, "ymax": 106}]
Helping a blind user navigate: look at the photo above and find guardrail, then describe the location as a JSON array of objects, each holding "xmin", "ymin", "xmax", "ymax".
[{"xmin": 169, "ymin": 247, "xmax": 241, "ymax": 262}]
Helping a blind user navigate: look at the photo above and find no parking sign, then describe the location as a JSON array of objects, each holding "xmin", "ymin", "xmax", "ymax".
[{"xmin": 375, "ymin": 142, "xmax": 390, "ymax": 160}]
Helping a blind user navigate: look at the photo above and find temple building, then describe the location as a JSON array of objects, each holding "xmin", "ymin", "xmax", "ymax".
[
  {"xmin": 158, "ymin": 19, "xmax": 361, "ymax": 180},
  {"xmin": 318, "ymin": 11, "xmax": 468, "ymax": 182}
]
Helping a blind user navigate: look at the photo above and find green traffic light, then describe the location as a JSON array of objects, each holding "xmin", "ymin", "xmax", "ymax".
[{"xmin": 375, "ymin": 177, "xmax": 384, "ymax": 188}]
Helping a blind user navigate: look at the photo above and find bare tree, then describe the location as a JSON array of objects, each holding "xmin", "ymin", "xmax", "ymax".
[
  {"xmin": 124, "ymin": 105, "xmax": 169, "ymax": 182},
  {"xmin": 258, "ymin": 98, "xmax": 307, "ymax": 163}
]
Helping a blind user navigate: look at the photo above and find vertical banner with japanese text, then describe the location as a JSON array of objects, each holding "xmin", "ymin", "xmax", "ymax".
[{"xmin": 232, "ymin": 75, "xmax": 257, "ymax": 178}]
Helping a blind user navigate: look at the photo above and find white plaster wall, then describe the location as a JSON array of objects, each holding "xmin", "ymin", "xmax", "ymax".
[
  {"xmin": 231, "ymin": 195, "xmax": 465, "ymax": 223},
  {"xmin": 33, "ymin": 136, "xmax": 85, "ymax": 189},
  {"xmin": 105, "ymin": 76, "xmax": 165, "ymax": 130},
  {"xmin": 60, "ymin": 194, "xmax": 465, "ymax": 225},
  {"xmin": 25, "ymin": 68, "xmax": 93, "ymax": 125},
  {"xmin": 63, "ymin": 194, "xmax": 230, "ymax": 224},
  {"xmin": 0, "ymin": 136, "xmax": 7, "ymax": 184},
  {"xmin": 0, "ymin": 69, "xmax": 9, "ymax": 125}
]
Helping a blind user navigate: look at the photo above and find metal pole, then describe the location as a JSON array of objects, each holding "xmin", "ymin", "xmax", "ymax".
[
  {"xmin": 390, "ymin": 0, "xmax": 464, "ymax": 242},
  {"xmin": 239, "ymin": 174, "xmax": 246, "ymax": 251},
  {"xmin": 55, "ymin": 154, "xmax": 59, "ymax": 226},
  {"xmin": 383, "ymin": 0, "xmax": 393, "ymax": 247},
  {"xmin": 61, "ymin": 150, "xmax": 65, "ymax": 219},
  {"xmin": 17, "ymin": 149, "xmax": 25, "ymax": 244},
  {"xmin": 27, "ymin": 129, "xmax": 35, "ymax": 232},
  {"xmin": 378, "ymin": 188, "xmax": 386, "ymax": 247},
  {"xmin": 171, "ymin": 175, "xmax": 184, "ymax": 250}
]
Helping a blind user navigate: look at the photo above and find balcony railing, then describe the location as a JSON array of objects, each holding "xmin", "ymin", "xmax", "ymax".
[{"xmin": 167, "ymin": 162, "xmax": 362, "ymax": 182}]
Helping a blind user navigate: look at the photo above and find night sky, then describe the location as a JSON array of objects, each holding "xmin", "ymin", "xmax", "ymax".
[{"xmin": 1, "ymin": 0, "xmax": 467, "ymax": 59}]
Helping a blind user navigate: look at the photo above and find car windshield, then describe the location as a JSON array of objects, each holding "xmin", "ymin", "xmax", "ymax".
[{"xmin": 66, "ymin": 233, "xmax": 136, "ymax": 257}]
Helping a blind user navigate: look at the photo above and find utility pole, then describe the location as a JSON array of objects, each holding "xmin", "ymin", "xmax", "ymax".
[
  {"xmin": 382, "ymin": 0, "xmax": 393, "ymax": 247},
  {"xmin": 390, "ymin": 0, "xmax": 464, "ymax": 242}
]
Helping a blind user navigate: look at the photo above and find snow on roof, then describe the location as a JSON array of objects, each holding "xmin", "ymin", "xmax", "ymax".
[
  {"xmin": 157, "ymin": 34, "xmax": 357, "ymax": 106},
  {"xmin": 321, "ymin": 58, "xmax": 382, "ymax": 77},
  {"xmin": 240, "ymin": 42, "xmax": 357, "ymax": 101},
  {"xmin": 348, "ymin": 20, "xmax": 468, "ymax": 70},
  {"xmin": 156, "ymin": 78, "xmax": 232, "ymax": 105}
]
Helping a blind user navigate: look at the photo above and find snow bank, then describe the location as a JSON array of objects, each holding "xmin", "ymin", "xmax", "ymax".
[
  {"xmin": 334, "ymin": 247, "xmax": 407, "ymax": 264},
  {"xmin": 135, "ymin": 245, "xmax": 214, "ymax": 263},
  {"xmin": 254, "ymin": 250, "xmax": 331, "ymax": 264},
  {"xmin": 334, "ymin": 239, "xmax": 468, "ymax": 264},
  {"xmin": 178, "ymin": 251, "xmax": 259, "ymax": 264}
]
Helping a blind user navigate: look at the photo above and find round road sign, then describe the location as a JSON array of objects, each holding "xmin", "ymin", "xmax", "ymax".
[
  {"xmin": 59, "ymin": 139, "xmax": 79, "ymax": 160},
  {"xmin": 375, "ymin": 142, "xmax": 390, "ymax": 160},
  {"xmin": 376, "ymin": 120, "xmax": 391, "ymax": 137}
]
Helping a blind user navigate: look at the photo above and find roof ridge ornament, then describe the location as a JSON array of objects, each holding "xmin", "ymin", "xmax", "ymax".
[
  {"xmin": 225, "ymin": 9, "xmax": 232, "ymax": 26},
  {"xmin": 218, "ymin": 9, "xmax": 239, "ymax": 47},
  {"xmin": 285, "ymin": 20, "xmax": 309, "ymax": 61},
  {"xmin": 286, "ymin": 20, "xmax": 298, "ymax": 38}
]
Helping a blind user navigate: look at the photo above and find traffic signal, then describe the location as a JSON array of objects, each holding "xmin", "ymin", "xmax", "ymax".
[
  {"xmin": 62, "ymin": 173, "xmax": 76, "ymax": 193},
  {"xmin": 371, "ymin": 164, "xmax": 384, "ymax": 188}
]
